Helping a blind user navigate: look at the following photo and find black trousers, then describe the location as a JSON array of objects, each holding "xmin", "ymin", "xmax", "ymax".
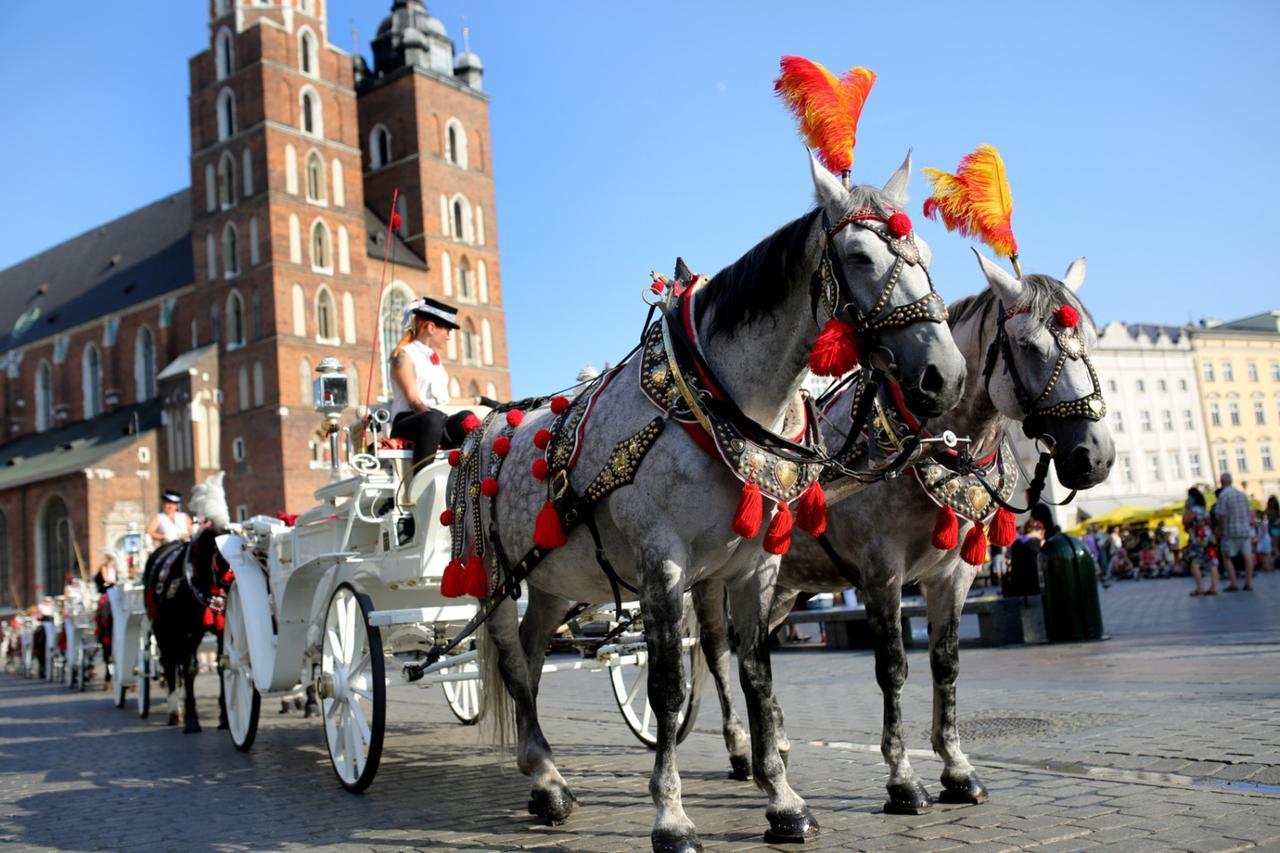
[{"xmin": 391, "ymin": 409, "xmax": 473, "ymax": 466}]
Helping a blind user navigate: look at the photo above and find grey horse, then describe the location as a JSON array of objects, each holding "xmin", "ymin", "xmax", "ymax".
[
  {"xmin": 465, "ymin": 151, "xmax": 968, "ymax": 852},
  {"xmin": 695, "ymin": 251, "xmax": 1115, "ymax": 814}
]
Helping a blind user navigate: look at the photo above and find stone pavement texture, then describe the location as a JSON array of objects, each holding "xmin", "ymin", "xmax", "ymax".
[{"xmin": 2, "ymin": 577, "xmax": 1279, "ymax": 851}]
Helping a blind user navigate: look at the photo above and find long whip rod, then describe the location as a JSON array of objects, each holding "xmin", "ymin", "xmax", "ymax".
[{"xmin": 364, "ymin": 190, "xmax": 402, "ymax": 413}]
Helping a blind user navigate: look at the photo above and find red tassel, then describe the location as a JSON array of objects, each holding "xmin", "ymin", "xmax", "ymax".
[
  {"xmin": 389, "ymin": 211, "xmax": 403, "ymax": 230},
  {"xmin": 550, "ymin": 396, "xmax": 570, "ymax": 414},
  {"xmin": 795, "ymin": 482, "xmax": 827, "ymax": 536},
  {"xmin": 440, "ymin": 509, "xmax": 454, "ymax": 526},
  {"xmin": 462, "ymin": 413, "xmax": 482, "ymax": 433},
  {"xmin": 441, "ymin": 559, "xmax": 466, "ymax": 598},
  {"xmin": 506, "ymin": 409, "xmax": 525, "ymax": 428},
  {"xmin": 732, "ymin": 482, "xmax": 763, "ymax": 539},
  {"xmin": 988, "ymin": 507, "xmax": 1017, "ymax": 548},
  {"xmin": 448, "ymin": 450, "xmax": 461, "ymax": 467},
  {"xmin": 531, "ymin": 458, "xmax": 549, "ymax": 480},
  {"xmin": 215, "ymin": 612, "xmax": 225, "ymax": 633},
  {"xmin": 533, "ymin": 501, "xmax": 567, "ymax": 549},
  {"xmin": 464, "ymin": 555, "xmax": 488, "ymax": 599},
  {"xmin": 492, "ymin": 436, "xmax": 511, "ymax": 457},
  {"xmin": 763, "ymin": 501, "xmax": 794, "ymax": 555},
  {"xmin": 809, "ymin": 318, "xmax": 860, "ymax": 377},
  {"xmin": 960, "ymin": 523, "xmax": 988, "ymax": 566},
  {"xmin": 222, "ymin": 570, "xmax": 235, "ymax": 585},
  {"xmin": 931, "ymin": 505, "xmax": 959, "ymax": 550},
  {"xmin": 203, "ymin": 608, "xmax": 214, "ymax": 628},
  {"xmin": 480, "ymin": 477, "xmax": 499, "ymax": 497},
  {"xmin": 534, "ymin": 429, "xmax": 553, "ymax": 449}
]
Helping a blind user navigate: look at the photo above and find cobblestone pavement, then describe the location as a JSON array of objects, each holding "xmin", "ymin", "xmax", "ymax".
[{"xmin": 2, "ymin": 576, "xmax": 1279, "ymax": 851}]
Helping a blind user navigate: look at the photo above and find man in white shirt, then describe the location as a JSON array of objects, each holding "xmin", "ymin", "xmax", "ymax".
[{"xmin": 388, "ymin": 296, "xmax": 473, "ymax": 467}]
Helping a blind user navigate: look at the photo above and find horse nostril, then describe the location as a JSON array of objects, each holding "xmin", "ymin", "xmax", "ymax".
[
  {"xmin": 1070, "ymin": 445, "xmax": 1093, "ymax": 471},
  {"xmin": 918, "ymin": 364, "xmax": 945, "ymax": 396}
]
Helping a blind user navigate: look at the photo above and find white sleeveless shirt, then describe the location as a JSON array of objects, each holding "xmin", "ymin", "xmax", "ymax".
[
  {"xmin": 154, "ymin": 511, "xmax": 192, "ymax": 543},
  {"xmin": 390, "ymin": 340, "xmax": 450, "ymax": 417}
]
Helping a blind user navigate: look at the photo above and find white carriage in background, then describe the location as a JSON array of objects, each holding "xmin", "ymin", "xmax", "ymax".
[
  {"xmin": 218, "ymin": 358, "xmax": 705, "ymax": 792},
  {"xmin": 60, "ymin": 580, "xmax": 101, "ymax": 691},
  {"xmin": 107, "ymin": 578, "xmax": 161, "ymax": 716}
]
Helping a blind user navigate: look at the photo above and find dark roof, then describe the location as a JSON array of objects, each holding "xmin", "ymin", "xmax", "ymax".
[
  {"xmin": 0, "ymin": 403, "xmax": 162, "ymax": 492},
  {"xmin": 1126, "ymin": 323, "xmax": 1186, "ymax": 344},
  {"xmin": 364, "ymin": 208, "xmax": 428, "ymax": 270},
  {"xmin": 0, "ymin": 191, "xmax": 193, "ymax": 355}
]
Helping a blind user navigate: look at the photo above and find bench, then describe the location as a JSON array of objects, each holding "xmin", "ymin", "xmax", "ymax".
[{"xmin": 785, "ymin": 594, "xmax": 1046, "ymax": 648}]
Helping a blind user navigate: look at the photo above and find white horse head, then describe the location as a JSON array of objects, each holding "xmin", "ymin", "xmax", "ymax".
[{"xmin": 188, "ymin": 471, "xmax": 231, "ymax": 531}]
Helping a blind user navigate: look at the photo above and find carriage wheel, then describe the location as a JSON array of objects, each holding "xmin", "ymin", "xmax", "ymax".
[
  {"xmin": 321, "ymin": 584, "xmax": 385, "ymax": 793},
  {"xmin": 136, "ymin": 636, "xmax": 151, "ymax": 719},
  {"xmin": 223, "ymin": 585, "xmax": 260, "ymax": 751},
  {"xmin": 112, "ymin": 655, "xmax": 128, "ymax": 707},
  {"xmin": 440, "ymin": 656, "xmax": 482, "ymax": 725},
  {"xmin": 609, "ymin": 627, "xmax": 706, "ymax": 749},
  {"xmin": 78, "ymin": 647, "xmax": 90, "ymax": 693}
]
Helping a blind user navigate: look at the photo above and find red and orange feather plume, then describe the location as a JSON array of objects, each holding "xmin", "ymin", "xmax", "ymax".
[
  {"xmin": 922, "ymin": 144, "xmax": 1020, "ymax": 274},
  {"xmin": 775, "ymin": 56, "xmax": 876, "ymax": 174}
]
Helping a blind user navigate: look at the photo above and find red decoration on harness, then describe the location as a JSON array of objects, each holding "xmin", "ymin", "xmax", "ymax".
[
  {"xmin": 203, "ymin": 608, "xmax": 215, "ymax": 628},
  {"xmin": 492, "ymin": 436, "xmax": 511, "ymax": 457},
  {"xmin": 809, "ymin": 318, "xmax": 860, "ymax": 376},
  {"xmin": 441, "ymin": 559, "xmax": 466, "ymax": 598},
  {"xmin": 448, "ymin": 450, "xmax": 461, "ymax": 467},
  {"xmin": 887, "ymin": 212, "xmax": 912, "ymax": 238},
  {"xmin": 763, "ymin": 501, "xmax": 794, "ymax": 555},
  {"xmin": 464, "ymin": 555, "xmax": 488, "ymax": 599},
  {"xmin": 462, "ymin": 413, "xmax": 482, "ymax": 433},
  {"xmin": 960, "ymin": 523, "xmax": 988, "ymax": 566},
  {"xmin": 988, "ymin": 506, "xmax": 1017, "ymax": 548},
  {"xmin": 1054, "ymin": 304, "xmax": 1080, "ymax": 329},
  {"xmin": 440, "ymin": 509, "xmax": 454, "ymax": 526},
  {"xmin": 531, "ymin": 458, "xmax": 549, "ymax": 480},
  {"xmin": 222, "ymin": 570, "xmax": 235, "ymax": 585},
  {"xmin": 732, "ymin": 482, "xmax": 763, "ymax": 539},
  {"xmin": 550, "ymin": 396, "xmax": 570, "ymax": 414},
  {"xmin": 534, "ymin": 501, "xmax": 568, "ymax": 549},
  {"xmin": 506, "ymin": 410, "xmax": 525, "ymax": 428},
  {"xmin": 931, "ymin": 505, "xmax": 959, "ymax": 550},
  {"xmin": 480, "ymin": 477, "xmax": 499, "ymax": 497},
  {"xmin": 534, "ymin": 429, "xmax": 553, "ymax": 449},
  {"xmin": 795, "ymin": 482, "xmax": 828, "ymax": 537},
  {"xmin": 651, "ymin": 279, "xmax": 666, "ymax": 294}
]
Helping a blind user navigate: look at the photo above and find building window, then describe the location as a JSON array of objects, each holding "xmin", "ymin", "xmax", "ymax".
[
  {"xmin": 217, "ymin": 87, "xmax": 236, "ymax": 141},
  {"xmin": 135, "ymin": 326, "xmax": 157, "ymax": 401},
  {"xmin": 1168, "ymin": 451, "xmax": 1183, "ymax": 480},
  {"xmin": 251, "ymin": 289, "xmax": 262, "ymax": 339},
  {"xmin": 252, "ymin": 361, "xmax": 264, "ymax": 407},
  {"xmin": 226, "ymin": 290, "xmax": 246, "ymax": 348},
  {"xmin": 463, "ymin": 319, "xmax": 478, "ymax": 364},
  {"xmin": 39, "ymin": 495, "xmax": 73, "ymax": 596},
  {"xmin": 218, "ymin": 151, "xmax": 237, "ymax": 208},
  {"xmin": 299, "ymin": 28, "xmax": 316, "ymax": 77},
  {"xmin": 222, "ymin": 222, "xmax": 240, "ymax": 277},
  {"xmin": 35, "ymin": 360, "xmax": 53, "ymax": 431},
  {"xmin": 301, "ymin": 88, "xmax": 321, "ymax": 137},
  {"xmin": 1112, "ymin": 410, "xmax": 1124, "ymax": 433},
  {"xmin": 1236, "ymin": 445, "xmax": 1249, "ymax": 472},
  {"xmin": 1189, "ymin": 452, "xmax": 1202, "ymax": 478},
  {"xmin": 305, "ymin": 151, "xmax": 326, "ymax": 202},
  {"xmin": 300, "ymin": 357, "xmax": 313, "ymax": 405},
  {"xmin": 211, "ymin": 303, "xmax": 222, "ymax": 343},
  {"xmin": 331, "ymin": 158, "xmax": 345, "ymax": 207},
  {"xmin": 457, "ymin": 256, "xmax": 473, "ymax": 301},
  {"xmin": 1223, "ymin": 362, "xmax": 1234, "ymax": 382},
  {"xmin": 449, "ymin": 377, "xmax": 461, "ymax": 399},
  {"xmin": 1256, "ymin": 400, "xmax": 1267, "ymax": 425},
  {"xmin": 215, "ymin": 28, "xmax": 234, "ymax": 80},
  {"xmin": 242, "ymin": 148, "xmax": 254, "ymax": 197},
  {"xmin": 1161, "ymin": 410, "xmax": 1173, "ymax": 431},
  {"xmin": 311, "ymin": 220, "xmax": 331, "ymax": 271},
  {"xmin": 1179, "ymin": 378, "xmax": 1188, "ymax": 392},
  {"xmin": 237, "ymin": 365, "xmax": 249, "ymax": 411},
  {"xmin": 1140, "ymin": 410, "xmax": 1152, "ymax": 432},
  {"xmin": 1157, "ymin": 379, "xmax": 1167, "ymax": 392},
  {"xmin": 316, "ymin": 286, "xmax": 336, "ymax": 341},
  {"xmin": 453, "ymin": 199, "xmax": 466, "ymax": 242},
  {"xmin": 82, "ymin": 345, "xmax": 103, "ymax": 419},
  {"xmin": 1248, "ymin": 362, "xmax": 1259, "ymax": 382},
  {"xmin": 1147, "ymin": 452, "xmax": 1162, "ymax": 482},
  {"xmin": 380, "ymin": 283, "xmax": 411, "ymax": 396},
  {"xmin": 446, "ymin": 119, "xmax": 468, "ymax": 168},
  {"xmin": 1264, "ymin": 444, "xmax": 1275, "ymax": 472},
  {"xmin": 1107, "ymin": 379, "xmax": 1117, "ymax": 393},
  {"xmin": 1136, "ymin": 379, "xmax": 1145, "ymax": 393},
  {"xmin": 1210, "ymin": 403, "xmax": 1221, "ymax": 427},
  {"xmin": 1203, "ymin": 362, "xmax": 1215, "ymax": 383},
  {"xmin": 1272, "ymin": 363, "xmax": 1280, "ymax": 382},
  {"xmin": 370, "ymin": 125, "xmax": 392, "ymax": 168},
  {"xmin": 1118, "ymin": 453, "xmax": 1133, "ymax": 484},
  {"xmin": 1216, "ymin": 447, "xmax": 1230, "ymax": 475},
  {"xmin": 1229, "ymin": 402, "xmax": 1241, "ymax": 426},
  {"xmin": 1183, "ymin": 409, "xmax": 1194, "ymax": 431}
]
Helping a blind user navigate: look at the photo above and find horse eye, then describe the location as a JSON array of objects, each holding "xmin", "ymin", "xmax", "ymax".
[{"xmin": 847, "ymin": 252, "xmax": 874, "ymax": 266}]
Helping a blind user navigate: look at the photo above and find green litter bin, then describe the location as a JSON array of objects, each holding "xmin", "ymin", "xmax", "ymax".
[{"xmin": 1038, "ymin": 533, "xmax": 1105, "ymax": 642}]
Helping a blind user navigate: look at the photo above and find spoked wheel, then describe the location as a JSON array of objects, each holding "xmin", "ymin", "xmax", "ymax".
[
  {"xmin": 222, "ymin": 585, "xmax": 260, "ymax": 751},
  {"xmin": 321, "ymin": 584, "xmax": 385, "ymax": 793},
  {"xmin": 440, "ymin": 656, "xmax": 482, "ymax": 725},
  {"xmin": 610, "ymin": 626, "xmax": 706, "ymax": 749},
  {"xmin": 77, "ymin": 647, "xmax": 90, "ymax": 693},
  {"xmin": 136, "ymin": 635, "xmax": 151, "ymax": 719}
]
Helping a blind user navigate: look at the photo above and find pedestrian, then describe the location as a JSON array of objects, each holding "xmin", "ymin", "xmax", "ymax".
[
  {"xmin": 1184, "ymin": 486, "xmax": 1219, "ymax": 596},
  {"xmin": 1211, "ymin": 473, "xmax": 1254, "ymax": 592},
  {"xmin": 1003, "ymin": 519, "xmax": 1045, "ymax": 596},
  {"xmin": 988, "ymin": 544, "xmax": 1007, "ymax": 584},
  {"xmin": 1267, "ymin": 495, "xmax": 1280, "ymax": 559},
  {"xmin": 146, "ymin": 489, "xmax": 193, "ymax": 547},
  {"xmin": 1252, "ymin": 512, "xmax": 1273, "ymax": 573}
]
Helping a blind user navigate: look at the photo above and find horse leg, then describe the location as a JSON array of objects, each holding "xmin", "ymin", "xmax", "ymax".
[
  {"xmin": 183, "ymin": 649, "xmax": 202, "ymax": 733},
  {"xmin": 519, "ymin": 586, "xmax": 572, "ymax": 699},
  {"xmin": 217, "ymin": 632, "xmax": 229, "ymax": 729},
  {"xmin": 162, "ymin": 644, "xmax": 180, "ymax": 726},
  {"xmin": 924, "ymin": 567, "xmax": 987, "ymax": 805},
  {"xmin": 481, "ymin": 596, "xmax": 576, "ymax": 825},
  {"xmin": 764, "ymin": 586, "xmax": 801, "ymax": 768},
  {"xmin": 692, "ymin": 578, "xmax": 752, "ymax": 781},
  {"xmin": 863, "ymin": 574, "xmax": 931, "ymax": 814},
  {"xmin": 727, "ymin": 565, "xmax": 818, "ymax": 843}
]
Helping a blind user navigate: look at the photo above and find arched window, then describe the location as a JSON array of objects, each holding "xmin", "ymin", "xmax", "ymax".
[
  {"xmin": 218, "ymin": 152, "xmax": 237, "ymax": 207},
  {"xmin": 305, "ymin": 150, "xmax": 326, "ymax": 202},
  {"xmin": 242, "ymin": 147, "xmax": 254, "ymax": 197},
  {"xmin": 396, "ymin": 195, "xmax": 409, "ymax": 238},
  {"xmin": 222, "ymin": 222, "xmax": 240, "ymax": 276},
  {"xmin": 453, "ymin": 199, "xmax": 466, "ymax": 242},
  {"xmin": 252, "ymin": 361, "xmax": 264, "ymax": 407},
  {"xmin": 216, "ymin": 87, "xmax": 236, "ymax": 141},
  {"xmin": 38, "ymin": 495, "xmax": 73, "ymax": 595},
  {"xmin": 206, "ymin": 232, "xmax": 217, "ymax": 280},
  {"xmin": 35, "ymin": 360, "xmax": 53, "ymax": 432},
  {"xmin": 237, "ymin": 365, "xmax": 249, "ymax": 411},
  {"xmin": 226, "ymin": 290, "xmax": 246, "ymax": 347},
  {"xmin": 315, "ymin": 286, "xmax": 336, "ymax": 341},
  {"xmin": 457, "ymin": 256, "xmax": 473, "ymax": 301},
  {"xmin": 0, "ymin": 510, "xmax": 9, "ymax": 607},
  {"xmin": 204, "ymin": 163, "xmax": 216, "ymax": 212},
  {"xmin": 298, "ymin": 27, "xmax": 317, "ymax": 77},
  {"xmin": 215, "ymin": 28, "xmax": 234, "ymax": 80},
  {"xmin": 300, "ymin": 88, "xmax": 322, "ymax": 137},
  {"xmin": 311, "ymin": 220, "xmax": 331, "ymax": 271},
  {"xmin": 463, "ymin": 319, "xmax": 478, "ymax": 364},
  {"xmin": 475, "ymin": 205, "xmax": 486, "ymax": 246},
  {"xmin": 251, "ymin": 289, "xmax": 262, "ymax": 339},
  {"xmin": 300, "ymin": 356, "xmax": 313, "ymax": 405},
  {"xmin": 446, "ymin": 119, "xmax": 467, "ymax": 168},
  {"xmin": 248, "ymin": 216, "xmax": 260, "ymax": 265},
  {"xmin": 135, "ymin": 326, "xmax": 157, "ymax": 401},
  {"xmin": 82, "ymin": 344, "xmax": 103, "ymax": 418},
  {"xmin": 380, "ymin": 283, "xmax": 412, "ymax": 395},
  {"xmin": 467, "ymin": 380, "xmax": 480, "ymax": 401},
  {"xmin": 370, "ymin": 125, "xmax": 392, "ymax": 169}
]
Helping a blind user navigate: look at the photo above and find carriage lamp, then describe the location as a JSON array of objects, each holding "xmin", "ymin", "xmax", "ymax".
[{"xmin": 315, "ymin": 358, "xmax": 349, "ymax": 481}]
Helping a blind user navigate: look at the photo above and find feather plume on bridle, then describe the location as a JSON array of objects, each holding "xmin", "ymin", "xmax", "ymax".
[
  {"xmin": 922, "ymin": 144, "xmax": 1022, "ymax": 276},
  {"xmin": 774, "ymin": 56, "xmax": 876, "ymax": 182}
]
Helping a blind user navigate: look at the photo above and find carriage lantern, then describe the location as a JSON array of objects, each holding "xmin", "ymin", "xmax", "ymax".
[{"xmin": 314, "ymin": 358, "xmax": 349, "ymax": 481}]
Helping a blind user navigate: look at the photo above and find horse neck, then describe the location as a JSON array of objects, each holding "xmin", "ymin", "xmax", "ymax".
[{"xmin": 946, "ymin": 304, "xmax": 1009, "ymax": 455}]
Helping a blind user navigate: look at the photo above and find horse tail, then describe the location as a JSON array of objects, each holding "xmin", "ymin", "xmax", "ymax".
[{"xmin": 476, "ymin": 623, "xmax": 515, "ymax": 754}]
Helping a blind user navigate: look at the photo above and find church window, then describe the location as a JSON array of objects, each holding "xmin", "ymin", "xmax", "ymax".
[
  {"xmin": 216, "ymin": 87, "xmax": 236, "ymax": 141},
  {"xmin": 463, "ymin": 319, "xmax": 478, "ymax": 365},
  {"xmin": 35, "ymin": 361, "xmax": 53, "ymax": 432},
  {"xmin": 299, "ymin": 28, "xmax": 316, "ymax": 77},
  {"xmin": 315, "ymin": 286, "xmax": 336, "ymax": 341},
  {"xmin": 457, "ymin": 256, "xmax": 472, "ymax": 301},
  {"xmin": 305, "ymin": 151, "xmax": 326, "ymax": 202},
  {"xmin": 215, "ymin": 28, "xmax": 234, "ymax": 80},
  {"xmin": 311, "ymin": 220, "xmax": 331, "ymax": 272},
  {"xmin": 238, "ymin": 365, "xmax": 249, "ymax": 411},
  {"xmin": 380, "ymin": 283, "xmax": 411, "ymax": 395},
  {"xmin": 135, "ymin": 326, "xmax": 156, "ymax": 401},
  {"xmin": 82, "ymin": 344, "xmax": 103, "ymax": 419},
  {"xmin": 370, "ymin": 125, "xmax": 392, "ymax": 168},
  {"xmin": 226, "ymin": 290, "xmax": 246, "ymax": 348},
  {"xmin": 218, "ymin": 151, "xmax": 237, "ymax": 208},
  {"xmin": 252, "ymin": 361, "xmax": 264, "ymax": 407},
  {"xmin": 445, "ymin": 119, "xmax": 467, "ymax": 168},
  {"xmin": 222, "ymin": 222, "xmax": 240, "ymax": 277},
  {"xmin": 300, "ymin": 88, "xmax": 322, "ymax": 137},
  {"xmin": 453, "ymin": 199, "xmax": 466, "ymax": 242}
]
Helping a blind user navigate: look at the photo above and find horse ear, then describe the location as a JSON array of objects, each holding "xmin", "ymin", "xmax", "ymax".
[
  {"xmin": 808, "ymin": 148, "xmax": 848, "ymax": 211},
  {"xmin": 1062, "ymin": 257, "xmax": 1086, "ymax": 293},
  {"xmin": 973, "ymin": 248, "xmax": 1022, "ymax": 306},
  {"xmin": 881, "ymin": 148, "xmax": 912, "ymax": 203}
]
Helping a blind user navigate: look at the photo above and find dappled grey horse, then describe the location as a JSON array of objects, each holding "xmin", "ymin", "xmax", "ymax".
[
  {"xmin": 458, "ymin": 152, "xmax": 967, "ymax": 851},
  {"xmin": 696, "ymin": 253, "xmax": 1114, "ymax": 814}
]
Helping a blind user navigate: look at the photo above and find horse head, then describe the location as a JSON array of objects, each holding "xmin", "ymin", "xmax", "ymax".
[
  {"xmin": 189, "ymin": 471, "xmax": 231, "ymax": 532},
  {"xmin": 811, "ymin": 151, "xmax": 966, "ymax": 417},
  {"xmin": 973, "ymin": 252, "xmax": 1115, "ymax": 489}
]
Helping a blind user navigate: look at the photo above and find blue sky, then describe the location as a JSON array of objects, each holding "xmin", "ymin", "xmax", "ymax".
[{"xmin": 1, "ymin": 1, "xmax": 1277, "ymax": 396}]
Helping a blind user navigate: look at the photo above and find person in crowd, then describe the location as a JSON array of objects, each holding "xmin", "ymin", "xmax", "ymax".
[
  {"xmin": 1267, "ymin": 495, "xmax": 1280, "ymax": 559},
  {"xmin": 988, "ymin": 543, "xmax": 1007, "ymax": 582},
  {"xmin": 1154, "ymin": 521, "xmax": 1174, "ymax": 575},
  {"xmin": 93, "ymin": 551, "xmax": 118, "ymax": 594},
  {"xmin": 1252, "ymin": 511, "xmax": 1273, "ymax": 573},
  {"xmin": 1003, "ymin": 519, "xmax": 1045, "ymax": 596},
  {"xmin": 1138, "ymin": 541, "xmax": 1158, "ymax": 578},
  {"xmin": 146, "ymin": 489, "xmax": 193, "ymax": 547},
  {"xmin": 388, "ymin": 296, "xmax": 475, "ymax": 469},
  {"xmin": 1212, "ymin": 473, "xmax": 1254, "ymax": 592},
  {"xmin": 1184, "ymin": 486, "xmax": 1219, "ymax": 596},
  {"xmin": 1082, "ymin": 524, "xmax": 1101, "ymax": 564}
]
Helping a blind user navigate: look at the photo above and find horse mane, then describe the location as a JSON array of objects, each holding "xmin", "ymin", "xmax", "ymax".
[{"xmin": 947, "ymin": 273, "xmax": 1095, "ymax": 341}]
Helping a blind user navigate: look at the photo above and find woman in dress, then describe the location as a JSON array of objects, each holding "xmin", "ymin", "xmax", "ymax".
[
  {"xmin": 388, "ymin": 296, "xmax": 475, "ymax": 468},
  {"xmin": 1184, "ymin": 487, "xmax": 1219, "ymax": 596},
  {"xmin": 146, "ymin": 489, "xmax": 193, "ymax": 547}
]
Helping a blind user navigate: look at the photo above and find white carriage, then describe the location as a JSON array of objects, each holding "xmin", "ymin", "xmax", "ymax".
[
  {"xmin": 107, "ymin": 579, "xmax": 161, "ymax": 716},
  {"xmin": 216, "ymin": 359, "xmax": 705, "ymax": 792},
  {"xmin": 60, "ymin": 581, "xmax": 100, "ymax": 691}
]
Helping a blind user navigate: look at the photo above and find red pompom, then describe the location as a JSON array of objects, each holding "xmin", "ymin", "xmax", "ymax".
[
  {"xmin": 389, "ymin": 211, "xmax": 403, "ymax": 230},
  {"xmin": 215, "ymin": 612, "xmax": 225, "ymax": 633},
  {"xmin": 506, "ymin": 409, "xmax": 525, "ymax": 428},
  {"xmin": 440, "ymin": 509, "xmax": 454, "ymax": 526},
  {"xmin": 531, "ymin": 458, "xmax": 549, "ymax": 480},
  {"xmin": 763, "ymin": 501, "xmax": 794, "ymax": 555},
  {"xmin": 887, "ymin": 212, "xmax": 912, "ymax": 238},
  {"xmin": 480, "ymin": 477, "xmax": 499, "ymax": 497},
  {"xmin": 464, "ymin": 555, "xmax": 489, "ymax": 599},
  {"xmin": 809, "ymin": 318, "xmax": 860, "ymax": 377},
  {"xmin": 795, "ymin": 482, "xmax": 827, "ymax": 537},
  {"xmin": 1054, "ymin": 305, "xmax": 1080, "ymax": 329},
  {"xmin": 931, "ymin": 505, "xmax": 959, "ymax": 551},
  {"xmin": 448, "ymin": 450, "xmax": 462, "ymax": 467},
  {"xmin": 651, "ymin": 279, "xmax": 666, "ymax": 294},
  {"xmin": 732, "ymin": 482, "xmax": 763, "ymax": 539},
  {"xmin": 222, "ymin": 571, "xmax": 235, "ymax": 585},
  {"xmin": 441, "ymin": 559, "xmax": 466, "ymax": 598},
  {"xmin": 960, "ymin": 523, "xmax": 988, "ymax": 567},
  {"xmin": 550, "ymin": 396, "xmax": 570, "ymax": 414},
  {"xmin": 533, "ymin": 501, "xmax": 567, "ymax": 550},
  {"xmin": 492, "ymin": 436, "xmax": 511, "ymax": 457},
  {"xmin": 203, "ymin": 608, "xmax": 215, "ymax": 628},
  {"xmin": 988, "ymin": 506, "xmax": 1017, "ymax": 548},
  {"xmin": 462, "ymin": 413, "xmax": 482, "ymax": 433},
  {"xmin": 534, "ymin": 429, "xmax": 553, "ymax": 449}
]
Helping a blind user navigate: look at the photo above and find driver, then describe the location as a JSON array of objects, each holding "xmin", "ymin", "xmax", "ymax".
[{"xmin": 388, "ymin": 296, "xmax": 475, "ymax": 468}]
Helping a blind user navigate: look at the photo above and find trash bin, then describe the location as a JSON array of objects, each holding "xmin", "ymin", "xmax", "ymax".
[{"xmin": 1038, "ymin": 533, "xmax": 1105, "ymax": 642}]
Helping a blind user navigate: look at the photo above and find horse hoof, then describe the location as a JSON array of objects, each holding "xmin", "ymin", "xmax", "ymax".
[
  {"xmin": 304, "ymin": 702, "xmax": 319, "ymax": 719},
  {"xmin": 651, "ymin": 828, "xmax": 703, "ymax": 852},
  {"xmin": 166, "ymin": 713, "xmax": 179, "ymax": 727},
  {"xmin": 527, "ymin": 786, "xmax": 577, "ymax": 826},
  {"xmin": 279, "ymin": 700, "xmax": 291, "ymax": 715},
  {"xmin": 183, "ymin": 720, "xmax": 202, "ymax": 734},
  {"xmin": 764, "ymin": 806, "xmax": 819, "ymax": 844},
  {"xmin": 727, "ymin": 754, "xmax": 753, "ymax": 781},
  {"xmin": 938, "ymin": 773, "xmax": 988, "ymax": 806},
  {"xmin": 884, "ymin": 780, "xmax": 933, "ymax": 815}
]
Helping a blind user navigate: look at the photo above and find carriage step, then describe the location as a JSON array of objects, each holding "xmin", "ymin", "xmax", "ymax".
[{"xmin": 368, "ymin": 605, "xmax": 478, "ymax": 627}]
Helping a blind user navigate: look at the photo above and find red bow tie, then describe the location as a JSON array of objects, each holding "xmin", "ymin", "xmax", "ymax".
[{"xmin": 431, "ymin": 353, "xmax": 441, "ymax": 366}]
